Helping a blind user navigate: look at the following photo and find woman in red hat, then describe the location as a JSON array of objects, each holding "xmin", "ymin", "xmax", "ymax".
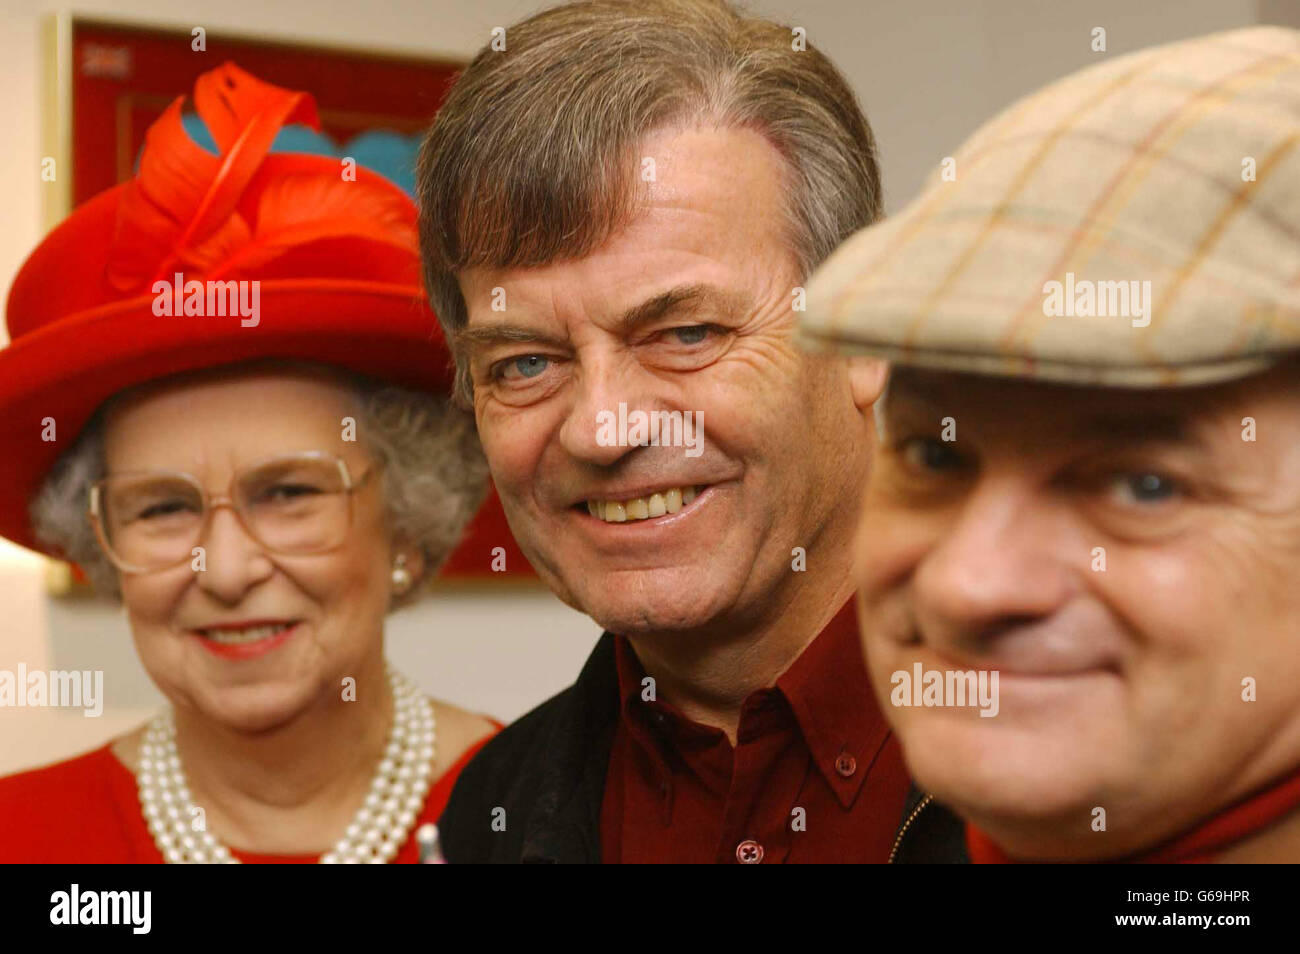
[{"xmin": 0, "ymin": 64, "xmax": 498, "ymax": 862}]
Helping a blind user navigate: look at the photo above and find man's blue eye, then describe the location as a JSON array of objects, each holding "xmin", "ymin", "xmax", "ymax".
[
  {"xmin": 1119, "ymin": 473, "xmax": 1177, "ymax": 503},
  {"xmin": 902, "ymin": 437, "xmax": 963, "ymax": 472},
  {"xmin": 672, "ymin": 325, "xmax": 710, "ymax": 345},
  {"xmin": 512, "ymin": 355, "xmax": 549, "ymax": 378}
]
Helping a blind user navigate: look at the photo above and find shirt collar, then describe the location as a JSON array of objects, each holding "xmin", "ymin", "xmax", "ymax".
[
  {"xmin": 611, "ymin": 597, "xmax": 890, "ymax": 810},
  {"xmin": 776, "ymin": 597, "xmax": 892, "ymax": 809}
]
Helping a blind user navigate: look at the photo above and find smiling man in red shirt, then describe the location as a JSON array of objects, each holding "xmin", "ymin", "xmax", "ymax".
[{"xmin": 417, "ymin": 0, "xmax": 931, "ymax": 863}]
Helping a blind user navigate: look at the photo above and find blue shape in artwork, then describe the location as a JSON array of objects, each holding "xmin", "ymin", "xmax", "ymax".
[
  {"xmin": 270, "ymin": 124, "xmax": 340, "ymax": 158},
  {"xmin": 346, "ymin": 130, "xmax": 419, "ymax": 197},
  {"xmin": 160, "ymin": 113, "xmax": 420, "ymax": 198}
]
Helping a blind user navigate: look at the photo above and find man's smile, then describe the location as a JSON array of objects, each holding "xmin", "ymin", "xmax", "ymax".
[
  {"xmin": 557, "ymin": 482, "xmax": 728, "ymax": 554},
  {"xmin": 583, "ymin": 484, "xmax": 703, "ymax": 522}
]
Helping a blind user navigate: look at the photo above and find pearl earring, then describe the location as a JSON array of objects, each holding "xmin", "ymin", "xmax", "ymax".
[{"xmin": 391, "ymin": 554, "xmax": 412, "ymax": 594}]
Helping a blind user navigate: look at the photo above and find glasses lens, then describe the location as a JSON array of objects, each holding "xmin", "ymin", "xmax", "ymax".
[
  {"xmin": 100, "ymin": 474, "xmax": 204, "ymax": 569},
  {"xmin": 237, "ymin": 457, "xmax": 351, "ymax": 554}
]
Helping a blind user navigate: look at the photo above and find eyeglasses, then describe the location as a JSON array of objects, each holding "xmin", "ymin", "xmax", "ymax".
[{"xmin": 88, "ymin": 451, "xmax": 380, "ymax": 574}]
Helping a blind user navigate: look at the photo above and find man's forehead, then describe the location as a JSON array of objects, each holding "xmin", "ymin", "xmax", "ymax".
[
  {"xmin": 458, "ymin": 124, "xmax": 793, "ymax": 327},
  {"xmin": 884, "ymin": 368, "xmax": 1229, "ymax": 443},
  {"xmin": 457, "ymin": 280, "xmax": 753, "ymax": 351}
]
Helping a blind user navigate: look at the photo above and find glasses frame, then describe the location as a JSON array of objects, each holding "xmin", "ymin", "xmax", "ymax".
[{"xmin": 87, "ymin": 450, "xmax": 381, "ymax": 575}]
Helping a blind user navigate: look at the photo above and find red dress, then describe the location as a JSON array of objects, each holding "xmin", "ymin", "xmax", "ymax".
[{"xmin": 0, "ymin": 728, "xmax": 497, "ymax": 863}]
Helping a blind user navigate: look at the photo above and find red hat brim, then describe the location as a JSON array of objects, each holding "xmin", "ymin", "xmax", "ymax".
[{"xmin": 0, "ymin": 281, "xmax": 453, "ymax": 555}]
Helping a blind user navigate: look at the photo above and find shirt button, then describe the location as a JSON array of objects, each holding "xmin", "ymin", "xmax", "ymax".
[
  {"xmin": 735, "ymin": 839, "xmax": 764, "ymax": 864},
  {"xmin": 834, "ymin": 752, "xmax": 857, "ymax": 777}
]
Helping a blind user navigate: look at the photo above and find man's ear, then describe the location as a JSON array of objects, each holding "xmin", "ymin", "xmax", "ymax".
[{"xmin": 847, "ymin": 356, "xmax": 889, "ymax": 412}]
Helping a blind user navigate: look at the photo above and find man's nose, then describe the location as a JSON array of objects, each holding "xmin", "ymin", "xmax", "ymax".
[
  {"xmin": 193, "ymin": 504, "xmax": 275, "ymax": 602},
  {"xmin": 558, "ymin": 355, "xmax": 661, "ymax": 466},
  {"xmin": 912, "ymin": 475, "xmax": 1078, "ymax": 636}
]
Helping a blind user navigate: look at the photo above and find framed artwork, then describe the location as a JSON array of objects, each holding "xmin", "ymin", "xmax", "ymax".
[{"xmin": 40, "ymin": 15, "xmax": 534, "ymax": 585}]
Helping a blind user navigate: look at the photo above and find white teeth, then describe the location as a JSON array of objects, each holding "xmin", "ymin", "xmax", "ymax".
[
  {"xmin": 586, "ymin": 486, "xmax": 701, "ymax": 523},
  {"xmin": 200, "ymin": 623, "xmax": 292, "ymax": 644}
]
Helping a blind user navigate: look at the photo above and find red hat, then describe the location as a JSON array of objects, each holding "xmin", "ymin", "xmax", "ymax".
[{"xmin": 0, "ymin": 63, "xmax": 453, "ymax": 556}]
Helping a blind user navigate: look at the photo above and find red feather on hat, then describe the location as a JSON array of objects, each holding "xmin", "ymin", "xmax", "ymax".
[{"xmin": 106, "ymin": 62, "xmax": 418, "ymax": 292}]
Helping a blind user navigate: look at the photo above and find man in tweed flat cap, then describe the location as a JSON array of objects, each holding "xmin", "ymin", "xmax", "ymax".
[{"xmin": 801, "ymin": 26, "xmax": 1300, "ymax": 862}]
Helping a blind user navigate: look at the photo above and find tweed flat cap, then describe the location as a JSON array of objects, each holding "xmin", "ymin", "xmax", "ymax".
[{"xmin": 799, "ymin": 26, "xmax": 1300, "ymax": 387}]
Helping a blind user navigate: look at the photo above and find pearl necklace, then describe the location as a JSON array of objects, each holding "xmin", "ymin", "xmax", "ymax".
[{"xmin": 135, "ymin": 665, "xmax": 436, "ymax": 864}]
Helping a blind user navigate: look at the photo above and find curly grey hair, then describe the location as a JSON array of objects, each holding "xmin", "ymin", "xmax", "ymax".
[{"xmin": 30, "ymin": 361, "xmax": 488, "ymax": 607}]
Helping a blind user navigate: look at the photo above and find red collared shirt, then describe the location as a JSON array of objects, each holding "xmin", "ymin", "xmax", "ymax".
[{"xmin": 600, "ymin": 599, "xmax": 911, "ymax": 863}]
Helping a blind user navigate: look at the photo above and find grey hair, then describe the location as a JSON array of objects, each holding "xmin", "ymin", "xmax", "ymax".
[
  {"xmin": 417, "ymin": 0, "xmax": 882, "ymax": 406},
  {"xmin": 30, "ymin": 366, "xmax": 488, "ymax": 606}
]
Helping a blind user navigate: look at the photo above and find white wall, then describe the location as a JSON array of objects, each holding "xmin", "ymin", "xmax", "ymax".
[{"xmin": 0, "ymin": 0, "xmax": 1279, "ymax": 774}]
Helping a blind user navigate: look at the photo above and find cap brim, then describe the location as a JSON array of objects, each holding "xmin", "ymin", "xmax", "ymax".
[{"xmin": 796, "ymin": 325, "xmax": 1284, "ymax": 389}]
